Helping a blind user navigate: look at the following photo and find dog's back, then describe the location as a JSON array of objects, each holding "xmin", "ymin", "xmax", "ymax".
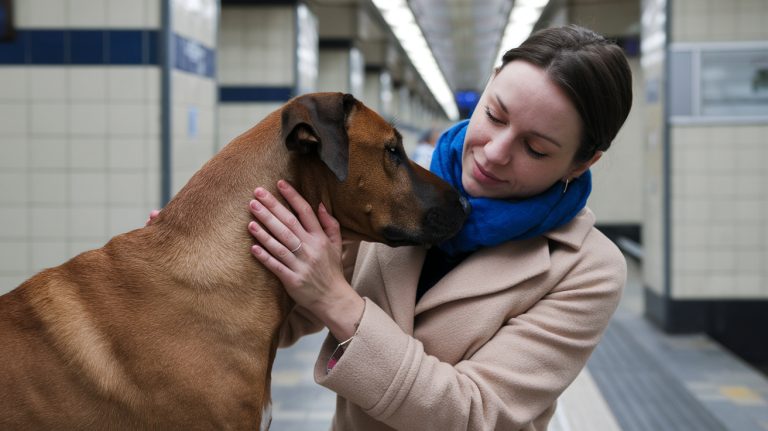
[
  {"xmin": 0, "ymin": 256, "xmax": 140, "ymax": 429},
  {"xmin": 0, "ymin": 235, "xmax": 275, "ymax": 430}
]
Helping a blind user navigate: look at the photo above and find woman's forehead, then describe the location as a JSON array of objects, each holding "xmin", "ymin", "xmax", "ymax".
[{"xmin": 488, "ymin": 62, "xmax": 582, "ymax": 142}]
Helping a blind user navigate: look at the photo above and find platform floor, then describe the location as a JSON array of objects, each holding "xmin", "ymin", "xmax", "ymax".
[{"xmin": 269, "ymin": 256, "xmax": 768, "ymax": 431}]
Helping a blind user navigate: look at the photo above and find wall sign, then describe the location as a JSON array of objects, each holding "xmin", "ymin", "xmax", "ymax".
[{"xmin": 670, "ymin": 42, "xmax": 768, "ymax": 123}]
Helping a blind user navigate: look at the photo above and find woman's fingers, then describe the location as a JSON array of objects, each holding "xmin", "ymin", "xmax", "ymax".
[
  {"xmin": 246, "ymin": 182, "xmax": 351, "ymax": 318},
  {"xmin": 276, "ymin": 180, "xmax": 323, "ymax": 234},
  {"xmin": 248, "ymin": 220, "xmax": 298, "ymax": 263},
  {"xmin": 250, "ymin": 243, "xmax": 298, "ymax": 286},
  {"xmin": 145, "ymin": 209, "xmax": 161, "ymax": 227},
  {"xmin": 318, "ymin": 203, "xmax": 342, "ymax": 248},
  {"xmin": 250, "ymin": 188, "xmax": 304, "ymax": 251}
]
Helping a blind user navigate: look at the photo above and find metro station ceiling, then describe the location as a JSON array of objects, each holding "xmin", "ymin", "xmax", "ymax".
[{"xmin": 408, "ymin": 0, "xmax": 514, "ymax": 92}]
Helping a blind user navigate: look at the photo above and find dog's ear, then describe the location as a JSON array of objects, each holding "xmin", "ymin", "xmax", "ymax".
[{"xmin": 281, "ymin": 93, "xmax": 356, "ymax": 181}]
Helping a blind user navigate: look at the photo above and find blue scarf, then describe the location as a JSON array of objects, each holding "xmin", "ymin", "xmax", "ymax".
[{"xmin": 430, "ymin": 120, "xmax": 591, "ymax": 256}]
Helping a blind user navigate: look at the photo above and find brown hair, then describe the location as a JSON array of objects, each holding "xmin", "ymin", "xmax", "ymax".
[{"xmin": 501, "ymin": 25, "xmax": 633, "ymax": 162}]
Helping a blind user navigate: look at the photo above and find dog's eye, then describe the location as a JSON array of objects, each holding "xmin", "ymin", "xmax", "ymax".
[{"xmin": 385, "ymin": 145, "xmax": 402, "ymax": 165}]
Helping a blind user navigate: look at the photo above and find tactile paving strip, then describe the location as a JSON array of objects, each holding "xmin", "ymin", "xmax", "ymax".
[{"xmin": 587, "ymin": 320, "xmax": 726, "ymax": 431}]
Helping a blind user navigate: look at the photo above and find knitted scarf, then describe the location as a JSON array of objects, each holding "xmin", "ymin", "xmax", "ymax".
[{"xmin": 430, "ymin": 120, "xmax": 591, "ymax": 256}]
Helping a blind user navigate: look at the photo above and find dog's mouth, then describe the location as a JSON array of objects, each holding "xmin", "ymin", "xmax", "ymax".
[
  {"xmin": 380, "ymin": 226, "xmax": 425, "ymax": 247},
  {"xmin": 381, "ymin": 200, "xmax": 469, "ymax": 247}
]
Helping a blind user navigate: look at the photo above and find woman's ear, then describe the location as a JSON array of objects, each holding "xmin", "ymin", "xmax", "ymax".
[{"xmin": 568, "ymin": 151, "xmax": 603, "ymax": 180}]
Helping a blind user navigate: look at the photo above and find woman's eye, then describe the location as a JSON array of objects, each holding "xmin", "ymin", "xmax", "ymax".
[
  {"xmin": 525, "ymin": 143, "xmax": 547, "ymax": 159},
  {"xmin": 484, "ymin": 107, "xmax": 504, "ymax": 125}
]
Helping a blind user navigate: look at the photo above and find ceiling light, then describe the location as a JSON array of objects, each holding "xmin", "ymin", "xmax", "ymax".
[
  {"xmin": 495, "ymin": 0, "xmax": 550, "ymax": 67},
  {"xmin": 372, "ymin": 0, "xmax": 459, "ymax": 120}
]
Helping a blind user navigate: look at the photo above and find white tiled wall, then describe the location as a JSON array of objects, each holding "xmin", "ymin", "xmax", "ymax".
[
  {"xmin": 174, "ymin": 0, "xmax": 217, "ymax": 47},
  {"xmin": 666, "ymin": 0, "xmax": 768, "ymax": 300},
  {"xmin": 672, "ymin": 0, "xmax": 768, "ymax": 42},
  {"xmin": 219, "ymin": 7, "xmax": 294, "ymax": 86},
  {"xmin": 318, "ymin": 48, "xmax": 351, "ymax": 93},
  {"xmin": 16, "ymin": 0, "xmax": 160, "ymax": 28},
  {"xmin": 0, "ymin": 0, "xmax": 218, "ymax": 294},
  {"xmin": 0, "ymin": 66, "xmax": 163, "ymax": 294},
  {"xmin": 217, "ymin": 6, "xmax": 296, "ymax": 147},
  {"xmin": 670, "ymin": 125, "xmax": 768, "ymax": 299},
  {"xmin": 362, "ymin": 70, "xmax": 383, "ymax": 114},
  {"xmin": 170, "ymin": 0, "xmax": 218, "ymax": 193},
  {"xmin": 171, "ymin": 71, "xmax": 217, "ymax": 193},
  {"xmin": 219, "ymin": 103, "xmax": 284, "ymax": 148}
]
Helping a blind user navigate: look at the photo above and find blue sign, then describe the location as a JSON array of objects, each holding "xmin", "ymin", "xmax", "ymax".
[{"xmin": 455, "ymin": 90, "xmax": 480, "ymax": 118}]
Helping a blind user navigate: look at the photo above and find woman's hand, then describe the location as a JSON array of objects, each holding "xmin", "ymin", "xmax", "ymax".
[{"xmin": 248, "ymin": 180, "xmax": 364, "ymax": 341}]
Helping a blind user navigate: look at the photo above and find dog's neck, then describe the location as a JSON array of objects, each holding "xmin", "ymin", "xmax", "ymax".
[
  {"xmin": 137, "ymin": 112, "xmax": 339, "ymax": 309},
  {"xmin": 143, "ymin": 112, "xmax": 300, "ymax": 293}
]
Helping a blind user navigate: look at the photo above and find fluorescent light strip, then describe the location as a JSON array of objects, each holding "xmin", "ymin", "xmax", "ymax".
[
  {"xmin": 495, "ymin": 0, "xmax": 550, "ymax": 67},
  {"xmin": 372, "ymin": 0, "xmax": 459, "ymax": 120}
]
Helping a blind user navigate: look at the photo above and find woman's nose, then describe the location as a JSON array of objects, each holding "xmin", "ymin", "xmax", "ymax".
[{"xmin": 483, "ymin": 133, "xmax": 514, "ymax": 165}]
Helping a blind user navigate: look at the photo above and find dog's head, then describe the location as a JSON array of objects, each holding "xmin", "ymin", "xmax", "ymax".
[{"xmin": 281, "ymin": 92, "xmax": 468, "ymax": 246}]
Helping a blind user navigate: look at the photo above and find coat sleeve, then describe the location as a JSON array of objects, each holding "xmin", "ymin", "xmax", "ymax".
[
  {"xmin": 278, "ymin": 240, "xmax": 363, "ymax": 348},
  {"xmin": 314, "ymin": 235, "xmax": 626, "ymax": 430}
]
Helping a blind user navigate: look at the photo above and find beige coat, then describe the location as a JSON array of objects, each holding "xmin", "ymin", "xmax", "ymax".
[{"xmin": 280, "ymin": 208, "xmax": 626, "ymax": 431}]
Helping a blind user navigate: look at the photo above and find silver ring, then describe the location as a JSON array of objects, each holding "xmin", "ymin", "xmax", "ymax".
[{"xmin": 290, "ymin": 242, "xmax": 303, "ymax": 254}]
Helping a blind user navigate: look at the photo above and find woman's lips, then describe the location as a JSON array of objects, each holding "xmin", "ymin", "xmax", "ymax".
[{"xmin": 472, "ymin": 160, "xmax": 504, "ymax": 185}]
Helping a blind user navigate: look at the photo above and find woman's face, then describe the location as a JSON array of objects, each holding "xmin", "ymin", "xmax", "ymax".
[{"xmin": 462, "ymin": 60, "xmax": 599, "ymax": 199}]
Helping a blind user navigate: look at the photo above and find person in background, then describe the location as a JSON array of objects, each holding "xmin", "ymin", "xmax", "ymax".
[
  {"xmin": 154, "ymin": 24, "xmax": 633, "ymax": 430},
  {"xmin": 411, "ymin": 127, "xmax": 441, "ymax": 168}
]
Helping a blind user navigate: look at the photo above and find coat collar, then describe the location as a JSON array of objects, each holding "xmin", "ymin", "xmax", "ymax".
[
  {"xmin": 373, "ymin": 208, "xmax": 596, "ymax": 330},
  {"xmin": 542, "ymin": 208, "xmax": 595, "ymax": 250}
]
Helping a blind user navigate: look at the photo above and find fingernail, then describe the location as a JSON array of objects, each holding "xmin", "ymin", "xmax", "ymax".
[
  {"xmin": 251, "ymin": 245, "xmax": 262, "ymax": 255},
  {"xmin": 250, "ymin": 200, "xmax": 261, "ymax": 211},
  {"xmin": 248, "ymin": 221, "xmax": 258, "ymax": 231},
  {"xmin": 278, "ymin": 180, "xmax": 288, "ymax": 189},
  {"xmin": 319, "ymin": 202, "xmax": 326, "ymax": 213},
  {"xmin": 255, "ymin": 188, "xmax": 267, "ymax": 198}
]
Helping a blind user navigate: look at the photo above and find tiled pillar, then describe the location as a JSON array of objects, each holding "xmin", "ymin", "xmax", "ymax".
[
  {"xmin": 218, "ymin": 1, "xmax": 317, "ymax": 146},
  {"xmin": 641, "ymin": 0, "xmax": 768, "ymax": 360},
  {"xmin": 360, "ymin": 38, "xmax": 389, "ymax": 116},
  {"xmin": 317, "ymin": 40, "xmax": 363, "ymax": 96},
  {"xmin": 169, "ymin": 0, "xmax": 218, "ymax": 195},
  {"xmin": 315, "ymin": 3, "xmax": 364, "ymax": 96},
  {"xmin": 0, "ymin": 0, "xmax": 218, "ymax": 292}
]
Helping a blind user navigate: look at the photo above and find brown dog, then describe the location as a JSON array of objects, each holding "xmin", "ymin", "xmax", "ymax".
[{"xmin": 0, "ymin": 93, "xmax": 468, "ymax": 430}]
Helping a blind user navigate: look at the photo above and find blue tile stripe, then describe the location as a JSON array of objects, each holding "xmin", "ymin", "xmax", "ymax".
[
  {"xmin": 0, "ymin": 29, "xmax": 214, "ymax": 79},
  {"xmin": 219, "ymin": 86, "xmax": 293, "ymax": 102}
]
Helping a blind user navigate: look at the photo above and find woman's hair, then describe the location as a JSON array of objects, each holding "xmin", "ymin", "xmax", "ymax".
[{"xmin": 500, "ymin": 25, "xmax": 633, "ymax": 163}]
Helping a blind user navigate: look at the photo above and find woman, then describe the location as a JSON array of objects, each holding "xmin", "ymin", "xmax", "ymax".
[{"xmin": 249, "ymin": 24, "xmax": 632, "ymax": 430}]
